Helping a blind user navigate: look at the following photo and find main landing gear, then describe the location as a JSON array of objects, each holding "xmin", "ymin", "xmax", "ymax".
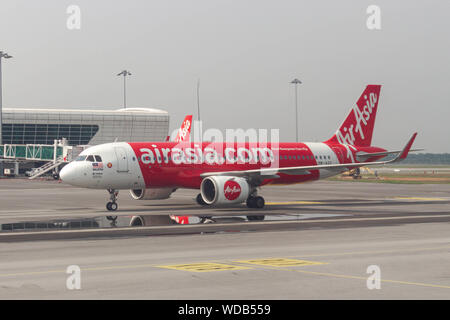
[
  {"xmin": 246, "ymin": 193, "xmax": 265, "ymax": 221},
  {"xmin": 246, "ymin": 195, "xmax": 265, "ymax": 209}
]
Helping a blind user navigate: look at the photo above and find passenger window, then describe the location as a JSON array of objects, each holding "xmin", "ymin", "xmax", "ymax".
[
  {"xmin": 86, "ymin": 155, "xmax": 95, "ymax": 162},
  {"xmin": 95, "ymin": 155, "xmax": 102, "ymax": 162}
]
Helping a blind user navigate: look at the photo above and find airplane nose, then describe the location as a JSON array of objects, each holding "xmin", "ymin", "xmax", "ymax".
[{"xmin": 60, "ymin": 163, "xmax": 76, "ymax": 184}]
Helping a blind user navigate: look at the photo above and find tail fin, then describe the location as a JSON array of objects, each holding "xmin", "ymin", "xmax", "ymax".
[
  {"xmin": 326, "ymin": 85, "xmax": 381, "ymax": 147},
  {"xmin": 173, "ymin": 115, "xmax": 193, "ymax": 142}
]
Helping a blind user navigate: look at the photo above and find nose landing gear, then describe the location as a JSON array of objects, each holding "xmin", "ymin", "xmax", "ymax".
[{"xmin": 106, "ymin": 189, "xmax": 119, "ymax": 212}]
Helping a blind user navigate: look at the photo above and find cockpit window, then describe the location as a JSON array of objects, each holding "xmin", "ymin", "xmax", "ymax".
[
  {"xmin": 86, "ymin": 155, "xmax": 95, "ymax": 162},
  {"xmin": 75, "ymin": 155, "xmax": 87, "ymax": 161},
  {"xmin": 95, "ymin": 155, "xmax": 102, "ymax": 162}
]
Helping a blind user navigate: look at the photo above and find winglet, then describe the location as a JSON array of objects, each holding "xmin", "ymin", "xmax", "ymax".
[
  {"xmin": 174, "ymin": 115, "xmax": 193, "ymax": 143},
  {"xmin": 392, "ymin": 133, "xmax": 417, "ymax": 163}
]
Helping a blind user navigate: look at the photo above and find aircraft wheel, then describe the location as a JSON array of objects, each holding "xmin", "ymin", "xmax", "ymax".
[
  {"xmin": 254, "ymin": 196, "xmax": 265, "ymax": 209},
  {"xmin": 246, "ymin": 197, "xmax": 256, "ymax": 208},
  {"xmin": 106, "ymin": 202, "xmax": 118, "ymax": 211}
]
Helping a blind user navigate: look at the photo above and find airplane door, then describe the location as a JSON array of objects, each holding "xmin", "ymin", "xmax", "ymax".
[{"xmin": 114, "ymin": 147, "xmax": 129, "ymax": 172}]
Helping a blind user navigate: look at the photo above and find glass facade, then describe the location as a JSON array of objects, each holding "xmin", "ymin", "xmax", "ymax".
[
  {"xmin": 1, "ymin": 124, "xmax": 99, "ymax": 145},
  {"xmin": 1, "ymin": 107, "xmax": 169, "ymax": 146}
]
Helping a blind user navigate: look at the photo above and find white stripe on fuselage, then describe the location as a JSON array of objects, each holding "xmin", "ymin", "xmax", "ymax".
[{"xmin": 304, "ymin": 142, "xmax": 341, "ymax": 179}]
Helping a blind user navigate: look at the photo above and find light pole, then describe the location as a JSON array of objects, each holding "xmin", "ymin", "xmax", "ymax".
[
  {"xmin": 0, "ymin": 51, "xmax": 13, "ymax": 176},
  {"xmin": 117, "ymin": 70, "xmax": 132, "ymax": 108},
  {"xmin": 290, "ymin": 78, "xmax": 302, "ymax": 142},
  {"xmin": 197, "ymin": 79, "xmax": 200, "ymax": 122}
]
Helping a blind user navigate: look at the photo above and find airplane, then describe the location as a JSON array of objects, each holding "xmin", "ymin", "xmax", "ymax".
[{"xmin": 60, "ymin": 85, "xmax": 418, "ymax": 221}]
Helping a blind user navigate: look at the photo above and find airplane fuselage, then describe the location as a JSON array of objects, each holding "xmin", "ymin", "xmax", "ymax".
[{"xmin": 60, "ymin": 141, "xmax": 386, "ymax": 190}]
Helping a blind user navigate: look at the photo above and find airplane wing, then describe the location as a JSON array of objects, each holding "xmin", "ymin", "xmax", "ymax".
[{"xmin": 200, "ymin": 133, "xmax": 417, "ymax": 180}]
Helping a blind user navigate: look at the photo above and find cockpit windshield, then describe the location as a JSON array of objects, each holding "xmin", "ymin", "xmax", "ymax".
[{"xmin": 75, "ymin": 155, "xmax": 102, "ymax": 162}]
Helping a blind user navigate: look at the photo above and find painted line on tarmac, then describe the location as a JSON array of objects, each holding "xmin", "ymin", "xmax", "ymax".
[
  {"xmin": 235, "ymin": 258, "xmax": 326, "ymax": 267},
  {"xmin": 266, "ymin": 201, "xmax": 324, "ymax": 205},
  {"xmin": 3, "ymin": 258, "xmax": 448, "ymax": 290},
  {"xmin": 393, "ymin": 197, "xmax": 447, "ymax": 201},
  {"xmin": 157, "ymin": 262, "xmax": 252, "ymax": 272},
  {"xmin": 284, "ymin": 244, "xmax": 450, "ymax": 259},
  {"xmin": 263, "ymin": 266, "xmax": 450, "ymax": 290}
]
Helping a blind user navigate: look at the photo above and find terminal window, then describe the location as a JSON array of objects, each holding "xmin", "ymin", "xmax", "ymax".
[{"xmin": 2, "ymin": 124, "xmax": 99, "ymax": 145}]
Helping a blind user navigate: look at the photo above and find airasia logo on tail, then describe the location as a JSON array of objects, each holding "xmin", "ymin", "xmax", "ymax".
[
  {"xmin": 178, "ymin": 119, "xmax": 191, "ymax": 140},
  {"xmin": 175, "ymin": 115, "xmax": 192, "ymax": 142},
  {"xmin": 224, "ymin": 180, "xmax": 241, "ymax": 201},
  {"xmin": 328, "ymin": 85, "xmax": 381, "ymax": 152}
]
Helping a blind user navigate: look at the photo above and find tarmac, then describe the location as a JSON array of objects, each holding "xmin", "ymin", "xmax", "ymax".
[{"xmin": 0, "ymin": 178, "xmax": 449, "ymax": 299}]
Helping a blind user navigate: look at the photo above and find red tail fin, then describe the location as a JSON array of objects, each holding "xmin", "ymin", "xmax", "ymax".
[
  {"xmin": 326, "ymin": 85, "xmax": 381, "ymax": 147},
  {"xmin": 174, "ymin": 115, "xmax": 192, "ymax": 143}
]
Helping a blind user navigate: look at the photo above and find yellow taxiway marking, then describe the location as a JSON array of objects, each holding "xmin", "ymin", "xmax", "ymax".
[
  {"xmin": 3, "ymin": 245, "xmax": 449, "ymax": 278},
  {"xmin": 266, "ymin": 201, "xmax": 324, "ymax": 205},
  {"xmin": 157, "ymin": 262, "xmax": 252, "ymax": 272},
  {"xmin": 2, "ymin": 245, "xmax": 450, "ymax": 290},
  {"xmin": 236, "ymin": 258, "xmax": 326, "ymax": 267},
  {"xmin": 394, "ymin": 197, "xmax": 446, "ymax": 201},
  {"xmin": 265, "ymin": 267, "xmax": 450, "ymax": 290},
  {"xmin": 284, "ymin": 244, "xmax": 450, "ymax": 259}
]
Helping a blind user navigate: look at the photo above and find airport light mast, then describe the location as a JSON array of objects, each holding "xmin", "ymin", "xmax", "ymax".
[
  {"xmin": 290, "ymin": 78, "xmax": 302, "ymax": 142},
  {"xmin": 117, "ymin": 70, "xmax": 132, "ymax": 109},
  {"xmin": 0, "ymin": 51, "xmax": 13, "ymax": 176}
]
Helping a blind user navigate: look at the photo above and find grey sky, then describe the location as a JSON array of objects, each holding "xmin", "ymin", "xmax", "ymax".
[{"xmin": 0, "ymin": 0, "xmax": 448, "ymax": 152}]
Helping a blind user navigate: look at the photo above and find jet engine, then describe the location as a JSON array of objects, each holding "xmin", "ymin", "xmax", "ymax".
[
  {"xmin": 130, "ymin": 188, "xmax": 175, "ymax": 200},
  {"xmin": 200, "ymin": 176, "xmax": 250, "ymax": 205}
]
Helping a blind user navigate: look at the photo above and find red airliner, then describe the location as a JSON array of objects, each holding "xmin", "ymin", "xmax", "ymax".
[{"xmin": 60, "ymin": 85, "xmax": 418, "ymax": 221}]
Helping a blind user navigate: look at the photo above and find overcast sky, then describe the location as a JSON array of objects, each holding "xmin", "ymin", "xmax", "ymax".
[{"xmin": 0, "ymin": 0, "xmax": 448, "ymax": 152}]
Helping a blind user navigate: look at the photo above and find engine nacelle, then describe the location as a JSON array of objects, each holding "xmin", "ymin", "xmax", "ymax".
[
  {"xmin": 130, "ymin": 188, "xmax": 174, "ymax": 200},
  {"xmin": 200, "ymin": 176, "xmax": 250, "ymax": 205}
]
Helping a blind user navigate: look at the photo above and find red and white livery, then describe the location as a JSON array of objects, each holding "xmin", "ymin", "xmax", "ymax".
[{"xmin": 60, "ymin": 85, "xmax": 418, "ymax": 220}]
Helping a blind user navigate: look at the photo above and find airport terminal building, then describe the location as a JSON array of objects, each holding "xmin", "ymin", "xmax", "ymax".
[
  {"xmin": 1, "ymin": 107, "xmax": 169, "ymax": 146},
  {"xmin": 0, "ymin": 107, "xmax": 170, "ymax": 176}
]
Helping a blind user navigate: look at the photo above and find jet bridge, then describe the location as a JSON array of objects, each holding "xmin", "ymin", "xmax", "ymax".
[{"xmin": 0, "ymin": 139, "xmax": 85, "ymax": 178}]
